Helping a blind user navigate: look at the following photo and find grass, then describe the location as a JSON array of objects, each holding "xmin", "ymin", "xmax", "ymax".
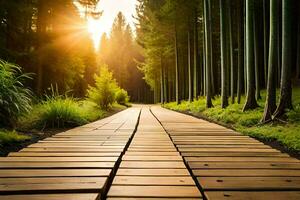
[
  {"xmin": 18, "ymin": 99, "xmax": 125, "ymax": 130},
  {"xmin": 164, "ymin": 87, "xmax": 300, "ymax": 152},
  {"xmin": 0, "ymin": 130, "xmax": 30, "ymax": 145}
]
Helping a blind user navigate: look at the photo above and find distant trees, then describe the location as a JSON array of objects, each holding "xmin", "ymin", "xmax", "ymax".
[
  {"xmin": 137, "ymin": 0, "xmax": 300, "ymax": 120},
  {"xmin": 99, "ymin": 12, "xmax": 151, "ymax": 103}
]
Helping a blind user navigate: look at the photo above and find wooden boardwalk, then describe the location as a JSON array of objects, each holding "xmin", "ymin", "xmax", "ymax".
[
  {"xmin": 151, "ymin": 106, "xmax": 300, "ymax": 200},
  {"xmin": 107, "ymin": 107, "xmax": 201, "ymax": 199},
  {"xmin": 1, "ymin": 105, "xmax": 300, "ymax": 199},
  {"xmin": 0, "ymin": 108, "xmax": 141, "ymax": 200}
]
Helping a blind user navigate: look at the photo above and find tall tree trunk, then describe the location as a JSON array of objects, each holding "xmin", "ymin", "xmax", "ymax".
[
  {"xmin": 204, "ymin": 0, "xmax": 213, "ymax": 108},
  {"xmin": 188, "ymin": 31, "xmax": 192, "ymax": 102},
  {"xmin": 243, "ymin": 0, "xmax": 247, "ymax": 95},
  {"xmin": 160, "ymin": 56, "xmax": 164, "ymax": 104},
  {"xmin": 228, "ymin": 0, "xmax": 235, "ymax": 104},
  {"xmin": 243, "ymin": 0, "xmax": 258, "ymax": 111},
  {"xmin": 274, "ymin": 0, "xmax": 293, "ymax": 118},
  {"xmin": 237, "ymin": 0, "xmax": 244, "ymax": 104},
  {"xmin": 262, "ymin": 0, "xmax": 278, "ymax": 122},
  {"xmin": 220, "ymin": 0, "xmax": 228, "ymax": 108},
  {"xmin": 193, "ymin": 10, "xmax": 199, "ymax": 99},
  {"xmin": 297, "ymin": 21, "xmax": 300, "ymax": 80},
  {"xmin": 276, "ymin": 0, "xmax": 282, "ymax": 88},
  {"xmin": 263, "ymin": 0, "xmax": 269, "ymax": 87},
  {"xmin": 253, "ymin": 6, "xmax": 261, "ymax": 100},
  {"xmin": 175, "ymin": 25, "xmax": 179, "ymax": 104}
]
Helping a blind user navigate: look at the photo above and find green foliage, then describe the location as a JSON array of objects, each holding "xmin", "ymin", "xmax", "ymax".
[
  {"xmin": 115, "ymin": 88, "xmax": 130, "ymax": 105},
  {"xmin": 19, "ymin": 85, "xmax": 105, "ymax": 129},
  {"xmin": 87, "ymin": 65, "xmax": 118, "ymax": 110},
  {"xmin": 0, "ymin": 130, "xmax": 30, "ymax": 144},
  {"xmin": 0, "ymin": 60, "xmax": 32, "ymax": 127},
  {"xmin": 164, "ymin": 88, "xmax": 300, "ymax": 151}
]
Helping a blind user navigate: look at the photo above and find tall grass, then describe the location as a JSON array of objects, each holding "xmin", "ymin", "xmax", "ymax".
[
  {"xmin": 0, "ymin": 60, "xmax": 32, "ymax": 127},
  {"xmin": 18, "ymin": 86, "xmax": 107, "ymax": 130}
]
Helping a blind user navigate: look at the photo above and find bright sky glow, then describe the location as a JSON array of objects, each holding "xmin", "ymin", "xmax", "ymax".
[{"xmin": 75, "ymin": 0, "xmax": 137, "ymax": 51}]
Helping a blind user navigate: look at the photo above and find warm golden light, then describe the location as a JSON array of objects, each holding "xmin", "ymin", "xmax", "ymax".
[{"xmin": 74, "ymin": 0, "xmax": 137, "ymax": 51}]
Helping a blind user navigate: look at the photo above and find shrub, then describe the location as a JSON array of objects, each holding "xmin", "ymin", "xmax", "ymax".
[
  {"xmin": 0, "ymin": 60, "xmax": 32, "ymax": 127},
  {"xmin": 115, "ymin": 88, "xmax": 130, "ymax": 105},
  {"xmin": 87, "ymin": 65, "xmax": 118, "ymax": 110}
]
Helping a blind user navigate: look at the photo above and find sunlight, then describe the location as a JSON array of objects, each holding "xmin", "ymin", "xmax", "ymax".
[{"xmin": 74, "ymin": 0, "xmax": 137, "ymax": 51}]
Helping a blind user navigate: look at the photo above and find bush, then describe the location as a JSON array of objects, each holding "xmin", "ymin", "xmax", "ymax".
[
  {"xmin": 0, "ymin": 60, "xmax": 32, "ymax": 127},
  {"xmin": 115, "ymin": 88, "xmax": 130, "ymax": 105},
  {"xmin": 87, "ymin": 65, "xmax": 118, "ymax": 110}
]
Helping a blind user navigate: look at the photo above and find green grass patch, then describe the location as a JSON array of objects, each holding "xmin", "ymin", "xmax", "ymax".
[
  {"xmin": 164, "ymin": 88, "xmax": 300, "ymax": 152},
  {"xmin": 0, "ymin": 130, "xmax": 30, "ymax": 144},
  {"xmin": 18, "ymin": 98, "xmax": 116, "ymax": 130}
]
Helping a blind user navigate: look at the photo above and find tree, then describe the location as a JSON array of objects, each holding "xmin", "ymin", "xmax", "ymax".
[
  {"xmin": 237, "ymin": 0, "xmax": 244, "ymax": 104},
  {"xmin": 204, "ymin": 0, "xmax": 213, "ymax": 108},
  {"xmin": 253, "ymin": 3, "xmax": 261, "ymax": 100},
  {"xmin": 273, "ymin": 0, "xmax": 293, "ymax": 118},
  {"xmin": 243, "ymin": 0, "xmax": 258, "ymax": 111},
  {"xmin": 220, "ymin": 0, "xmax": 228, "ymax": 108},
  {"xmin": 262, "ymin": 0, "xmax": 278, "ymax": 122},
  {"xmin": 193, "ymin": 8, "xmax": 199, "ymax": 100}
]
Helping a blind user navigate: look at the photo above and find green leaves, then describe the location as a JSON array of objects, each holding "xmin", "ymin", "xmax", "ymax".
[{"xmin": 0, "ymin": 60, "xmax": 33, "ymax": 127}]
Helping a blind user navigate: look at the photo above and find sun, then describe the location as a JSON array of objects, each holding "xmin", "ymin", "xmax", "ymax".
[
  {"xmin": 74, "ymin": 0, "xmax": 137, "ymax": 51},
  {"xmin": 87, "ymin": 18, "xmax": 104, "ymax": 51}
]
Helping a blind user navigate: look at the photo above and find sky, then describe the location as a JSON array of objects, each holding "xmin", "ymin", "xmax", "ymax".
[{"xmin": 75, "ymin": 0, "xmax": 138, "ymax": 50}]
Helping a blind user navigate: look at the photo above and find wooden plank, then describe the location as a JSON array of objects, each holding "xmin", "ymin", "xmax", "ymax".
[
  {"xmin": 181, "ymin": 152, "xmax": 289, "ymax": 157},
  {"xmin": 127, "ymin": 148, "xmax": 177, "ymax": 152},
  {"xmin": 176, "ymin": 144, "xmax": 270, "ymax": 148},
  {"xmin": 193, "ymin": 169, "xmax": 300, "ymax": 177},
  {"xmin": 122, "ymin": 156, "xmax": 183, "ymax": 161},
  {"xmin": 107, "ymin": 198, "xmax": 200, "ymax": 200},
  {"xmin": 197, "ymin": 177, "xmax": 300, "ymax": 190},
  {"xmin": 107, "ymin": 186, "xmax": 201, "ymax": 198},
  {"xmin": 185, "ymin": 157, "xmax": 299, "ymax": 162},
  {"xmin": 0, "ymin": 169, "xmax": 111, "ymax": 177},
  {"xmin": 205, "ymin": 191, "xmax": 300, "ymax": 200},
  {"xmin": 20, "ymin": 148, "xmax": 123, "ymax": 152},
  {"xmin": 0, "ymin": 162, "xmax": 115, "ymax": 169},
  {"xmin": 116, "ymin": 169, "xmax": 189, "ymax": 176},
  {"xmin": 0, "ymin": 194, "xmax": 99, "ymax": 200},
  {"xmin": 178, "ymin": 148, "xmax": 278, "ymax": 153},
  {"xmin": 112, "ymin": 176, "xmax": 195, "ymax": 186},
  {"xmin": 9, "ymin": 152, "xmax": 121, "ymax": 157},
  {"xmin": 189, "ymin": 162, "xmax": 300, "ymax": 169},
  {"xmin": 29, "ymin": 144, "xmax": 124, "ymax": 148},
  {"xmin": 0, "ymin": 157, "xmax": 117, "ymax": 162},
  {"xmin": 125, "ymin": 152, "xmax": 180, "ymax": 156},
  {"xmin": 120, "ymin": 161, "xmax": 185, "ymax": 169},
  {"xmin": 0, "ymin": 177, "xmax": 107, "ymax": 193}
]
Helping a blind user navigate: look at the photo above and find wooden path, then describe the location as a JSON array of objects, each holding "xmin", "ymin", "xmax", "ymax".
[
  {"xmin": 0, "ymin": 108, "xmax": 141, "ymax": 200},
  {"xmin": 151, "ymin": 106, "xmax": 300, "ymax": 200},
  {"xmin": 1, "ymin": 105, "xmax": 300, "ymax": 199},
  {"xmin": 107, "ymin": 106, "xmax": 201, "ymax": 199}
]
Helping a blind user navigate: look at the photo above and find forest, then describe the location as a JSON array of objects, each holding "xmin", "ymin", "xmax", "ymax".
[
  {"xmin": 0, "ymin": 0, "xmax": 300, "ymax": 154},
  {"xmin": 135, "ymin": 0, "xmax": 300, "ymax": 152}
]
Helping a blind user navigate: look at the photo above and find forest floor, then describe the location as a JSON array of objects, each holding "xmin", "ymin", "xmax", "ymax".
[
  {"xmin": 164, "ymin": 87, "xmax": 300, "ymax": 158},
  {"xmin": 0, "ymin": 105, "xmax": 127, "ymax": 156}
]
